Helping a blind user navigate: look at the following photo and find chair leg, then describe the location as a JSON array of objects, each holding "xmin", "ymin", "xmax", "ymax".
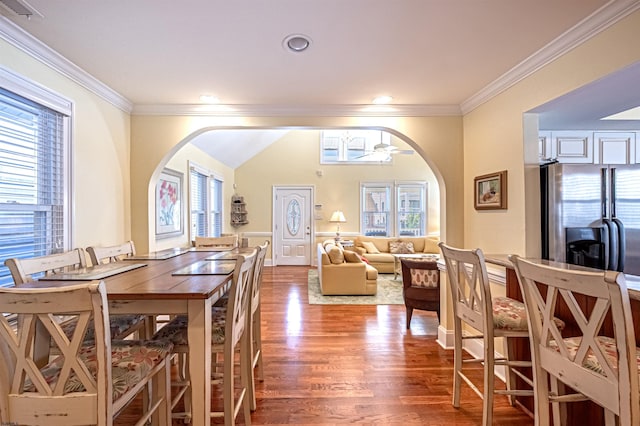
[
  {"xmin": 405, "ymin": 306, "xmax": 414, "ymax": 329},
  {"xmin": 240, "ymin": 333, "xmax": 253, "ymax": 425},
  {"xmin": 482, "ymin": 335, "xmax": 495, "ymax": 426},
  {"xmin": 504, "ymin": 336, "xmax": 517, "ymax": 406},
  {"xmin": 452, "ymin": 318, "xmax": 463, "ymax": 408},
  {"xmin": 249, "ymin": 308, "xmax": 263, "ymax": 411}
]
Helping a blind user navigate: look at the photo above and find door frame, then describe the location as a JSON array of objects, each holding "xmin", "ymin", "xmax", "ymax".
[{"xmin": 272, "ymin": 185, "xmax": 315, "ymax": 266}]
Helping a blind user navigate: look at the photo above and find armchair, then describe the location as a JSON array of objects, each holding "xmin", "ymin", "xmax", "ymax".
[{"xmin": 400, "ymin": 258, "xmax": 440, "ymax": 328}]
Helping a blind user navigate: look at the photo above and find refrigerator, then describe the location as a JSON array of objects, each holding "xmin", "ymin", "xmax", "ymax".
[{"xmin": 541, "ymin": 161, "xmax": 640, "ymax": 276}]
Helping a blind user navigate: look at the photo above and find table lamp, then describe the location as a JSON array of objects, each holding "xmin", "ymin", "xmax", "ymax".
[{"xmin": 329, "ymin": 210, "xmax": 346, "ymax": 242}]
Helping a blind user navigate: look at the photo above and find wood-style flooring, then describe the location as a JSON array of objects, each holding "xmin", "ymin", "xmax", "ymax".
[{"xmin": 116, "ymin": 265, "xmax": 534, "ymax": 425}]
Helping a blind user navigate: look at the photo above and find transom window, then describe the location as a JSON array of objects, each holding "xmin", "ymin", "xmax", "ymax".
[
  {"xmin": 360, "ymin": 181, "xmax": 427, "ymax": 237},
  {"xmin": 0, "ymin": 71, "xmax": 72, "ymax": 287},
  {"xmin": 320, "ymin": 129, "xmax": 391, "ymax": 163}
]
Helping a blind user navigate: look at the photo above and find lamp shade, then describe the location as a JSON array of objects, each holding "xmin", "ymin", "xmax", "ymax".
[{"xmin": 329, "ymin": 211, "xmax": 346, "ymax": 223}]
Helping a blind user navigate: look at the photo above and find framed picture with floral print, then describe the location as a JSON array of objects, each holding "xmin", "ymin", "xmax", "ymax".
[{"xmin": 156, "ymin": 168, "xmax": 183, "ymax": 238}]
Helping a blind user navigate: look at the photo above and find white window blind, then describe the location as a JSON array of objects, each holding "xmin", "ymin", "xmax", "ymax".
[
  {"xmin": 210, "ymin": 177, "xmax": 222, "ymax": 237},
  {"xmin": 190, "ymin": 169, "xmax": 207, "ymax": 238},
  {"xmin": 0, "ymin": 88, "xmax": 67, "ymax": 287}
]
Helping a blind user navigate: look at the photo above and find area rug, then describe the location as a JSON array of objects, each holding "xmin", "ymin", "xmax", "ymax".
[{"xmin": 307, "ymin": 269, "xmax": 403, "ymax": 305}]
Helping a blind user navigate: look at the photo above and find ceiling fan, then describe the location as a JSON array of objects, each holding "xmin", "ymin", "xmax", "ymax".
[{"xmin": 356, "ymin": 143, "xmax": 414, "ymax": 160}]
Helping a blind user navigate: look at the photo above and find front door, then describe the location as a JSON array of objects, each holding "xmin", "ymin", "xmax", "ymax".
[{"xmin": 273, "ymin": 186, "xmax": 313, "ymax": 265}]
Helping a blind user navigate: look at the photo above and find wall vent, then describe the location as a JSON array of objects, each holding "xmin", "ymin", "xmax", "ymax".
[{"xmin": 0, "ymin": 0, "xmax": 43, "ymax": 18}]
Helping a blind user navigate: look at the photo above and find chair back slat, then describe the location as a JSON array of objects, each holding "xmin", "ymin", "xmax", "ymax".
[
  {"xmin": 86, "ymin": 241, "xmax": 136, "ymax": 265},
  {"xmin": 511, "ymin": 255, "xmax": 639, "ymax": 424},
  {"xmin": 250, "ymin": 241, "xmax": 270, "ymax": 315},
  {"xmin": 439, "ymin": 243, "xmax": 493, "ymax": 333},
  {"xmin": 194, "ymin": 235, "xmax": 238, "ymax": 249},
  {"xmin": 226, "ymin": 250, "xmax": 257, "ymax": 349},
  {"xmin": 4, "ymin": 249, "xmax": 87, "ymax": 285}
]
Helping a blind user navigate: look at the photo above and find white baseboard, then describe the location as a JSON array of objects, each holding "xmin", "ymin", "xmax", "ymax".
[{"xmin": 437, "ymin": 325, "xmax": 454, "ymax": 349}]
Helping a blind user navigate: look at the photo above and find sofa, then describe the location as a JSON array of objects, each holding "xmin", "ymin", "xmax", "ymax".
[
  {"xmin": 351, "ymin": 235, "xmax": 440, "ymax": 273},
  {"xmin": 317, "ymin": 241, "xmax": 378, "ymax": 295}
]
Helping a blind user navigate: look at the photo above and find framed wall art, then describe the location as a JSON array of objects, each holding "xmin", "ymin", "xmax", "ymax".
[
  {"xmin": 474, "ymin": 170, "xmax": 507, "ymax": 210},
  {"xmin": 156, "ymin": 168, "xmax": 183, "ymax": 238}
]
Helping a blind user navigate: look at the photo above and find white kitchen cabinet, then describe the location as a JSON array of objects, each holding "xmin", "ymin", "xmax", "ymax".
[
  {"xmin": 538, "ymin": 131, "xmax": 552, "ymax": 161},
  {"xmin": 551, "ymin": 131, "xmax": 593, "ymax": 163},
  {"xmin": 594, "ymin": 132, "xmax": 636, "ymax": 164}
]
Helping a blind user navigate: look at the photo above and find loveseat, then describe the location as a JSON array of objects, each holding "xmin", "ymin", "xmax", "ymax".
[
  {"xmin": 351, "ymin": 235, "xmax": 440, "ymax": 273},
  {"xmin": 317, "ymin": 241, "xmax": 378, "ymax": 295}
]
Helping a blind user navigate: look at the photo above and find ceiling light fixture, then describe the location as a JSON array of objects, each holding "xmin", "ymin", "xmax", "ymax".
[
  {"xmin": 372, "ymin": 95, "xmax": 393, "ymax": 104},
  {"xmin": 199, "ymin": 95, "xmax": 220, "ymax": 104},
  {"xmin": 283, "ymin": 34, "xmax": 311, "ymax": 53}
]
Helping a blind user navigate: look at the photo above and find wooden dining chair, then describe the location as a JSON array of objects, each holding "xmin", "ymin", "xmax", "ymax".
[
  {"xmin": 247, "ymin": 240, "xmax": 269, "ymax": 411},
  {"xmin": 152, "ymin": 249, "xmax": 257, "ymax": 425},
  {"xmin": 194, "ymin": 235, "xmax": 238, "ymax": 250},
  {"xmin": 510, "ymin": 255, "xmax": 640, "ymax": 426},
  {"xmin": 0, "ymin": 281, "xmax": 173, "ymax": 426},
  {"xmin": 5, "ymin": 249, "xmax": 147, "ymax": 348},
  {"xmin": 86, "ymin": 240, "xmax": 136, "ymax": 265},
  {"xmin": 439, "ymin": 243, "xmax": 536, "ymax": 426},
  {"xmin": 86, "ymin": 241, "xmax": 148, "ymax": 338}
]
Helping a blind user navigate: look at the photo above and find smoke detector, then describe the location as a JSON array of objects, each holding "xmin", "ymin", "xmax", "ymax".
[{"xmin": 0, "ymin": 0, "xmax": 43, "ymax": 18}]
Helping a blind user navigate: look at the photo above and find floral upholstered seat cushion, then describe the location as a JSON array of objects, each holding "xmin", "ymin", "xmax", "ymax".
[
  {"xmin": 409, "ymin": 268, "xmax": 439, "ymax": 288},
  {"xmin": 550, "ymin": 336, "xmax": 640, "ymax": 376},
  {"xmin": 152, "ymin": 309, "xmax": 227, "ymax": 346},
  {"xmin": 24, "ymin": 339, "xmax": 173, "ymax": 401},
  {"xmin": 60, "ymin": 314, "xmax": 145, "ymax": 342},
  {"xmin": 493, "ymin": 297, "xmax": 566, "ymax": 331}
]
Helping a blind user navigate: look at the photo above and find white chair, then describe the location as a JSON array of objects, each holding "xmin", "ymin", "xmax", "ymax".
[
  {"xmin": 153, "ymin": 249, "xmax": 257, "ymax": 425},
  {"xmin": 0, "ymin": 281, "xmax": 173, "ymax": 426},
  {"xmin": 510, "ymin": 255, "xmax": 640, "ymax": 426},
  {"xmin": 86, "ymin": 240, "xmax": 136, "ymax": 265},
  {"xmin": 439, "ymin": 243, "xmax": 535, "ymax": 426},
  {"xmin": 194, "ymin": 235, "xmax": 238, "ymax": 250},
  {"xmin": 248, "ymin": 241, "xmax": 269, "ymax": 410}
]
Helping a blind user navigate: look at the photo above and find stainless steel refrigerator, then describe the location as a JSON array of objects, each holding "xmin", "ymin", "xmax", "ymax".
[{"xmin": 541, "ymin": 161, "xmax": 640, "ymax": 275}]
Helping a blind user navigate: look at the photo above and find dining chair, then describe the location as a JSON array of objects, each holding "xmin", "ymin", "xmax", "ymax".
[
  {"xmin": 510, "ymin": 255, "xmax": 640, "ymax": 426},
  {"xmin": 247, "ymin": 240, "xmax": 269, "ymax": 411},
  {"xmin": 152, "ymin": 249, "xmax": 258, "ymax": 425},
  {"xmin": 400, "ymin": 257, "xmax": 440, "ymax": 328},
  {"xmin": 86, "ymin": 241, "xmax": 148, "ymax": 338},
  {"xmin": 4, "ymin": 249, "xmax": 148, "ymax": 358},
  {"xmin": 0, "ymin": 280, "xmax": 173, "ymax": 426},
  {"xmin": 86, "ymin": 240, "xmax": 136, "ymax": 265},
  {"xmin": 194, "ymin": 235, "xmax": 238, "ymax": 250},
  {"xmin": 439, "ymin": 243, "xmax": 536, "ymax": 426}
]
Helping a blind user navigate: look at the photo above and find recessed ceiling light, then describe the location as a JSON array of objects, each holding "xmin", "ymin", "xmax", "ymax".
[
  {"xmin": 283, "ymin": 34, "xmax": 311, "ymax": 53},
  {"xmin": 199, "ymin": 95, "xmax": 220, "ymax": 104},
  {"xmin": 372, "ymin": 95, "xmax": 393, "ymax": 104}
]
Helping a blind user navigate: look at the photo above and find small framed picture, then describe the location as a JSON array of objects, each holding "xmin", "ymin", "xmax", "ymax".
[
  {"xmin": 156, "ymin": 168, "xmax": 183, "ymax": 238},
  {"xmin": 474, "ymin": 170, "xmax": 507, "ymax": 210}
]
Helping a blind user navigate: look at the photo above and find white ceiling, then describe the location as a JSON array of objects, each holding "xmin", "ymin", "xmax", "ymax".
[{"xmin": 1, "ymin": 0, "xmax": 639, "ymax": 167}]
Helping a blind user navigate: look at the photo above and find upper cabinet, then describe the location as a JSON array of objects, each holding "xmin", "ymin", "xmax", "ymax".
[{"xmin": 539, "ymin": 131, "xmax": 639, "ymax": 165}]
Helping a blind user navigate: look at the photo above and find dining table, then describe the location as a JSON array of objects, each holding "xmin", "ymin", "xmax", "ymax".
[{"xmin": 25, "ymin": 247, "xmax": 236, "ymax": 426}]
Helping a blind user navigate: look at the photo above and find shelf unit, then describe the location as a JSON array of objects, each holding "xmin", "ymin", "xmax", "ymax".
[{"xmin": 230, "ymin": 195, "xmax": 248, "ymax": 227}]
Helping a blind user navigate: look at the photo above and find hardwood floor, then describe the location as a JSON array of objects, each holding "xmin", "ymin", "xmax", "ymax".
[{"xmin": 116, "ymin": 265, "xmax": 534, "ymax": 425}]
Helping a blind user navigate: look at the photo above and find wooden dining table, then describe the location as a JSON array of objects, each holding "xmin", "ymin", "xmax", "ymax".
[{"xmin": 27, "ymin": 248, "xmax": 234, "ymax": 426}]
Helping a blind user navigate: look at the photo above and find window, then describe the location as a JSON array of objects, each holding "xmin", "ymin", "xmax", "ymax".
[
  {"xmin": 321, "ymin": 130, "xmax": 391, "ymax": 163},
  {"xmin": 360, "ymin": 181, "xmax": 427, "ymax": 237},
  {"xmin": 0, "ymin": 73, "xmax": 71, "ymax": 287},
  {"xmin": 189, "ymin": 162, "xmax": 223, "ymax": 239}
]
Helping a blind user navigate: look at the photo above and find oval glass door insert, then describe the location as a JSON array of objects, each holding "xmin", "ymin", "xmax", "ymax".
[{"xmin": 287, "ymin": 199, "xmax": 301, "ymax": 235}]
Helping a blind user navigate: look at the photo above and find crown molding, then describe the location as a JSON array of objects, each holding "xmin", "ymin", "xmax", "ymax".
[
  {"xmin": 131, "ymin": 103, "xmax": 462, "ymax": 117},
  {"xmin": 0, "ymin": 16, "xmax": 133, "ymax": 113},
  {"xmin": 2, "ymin": 0, "xmax": 638, "ymax": 118},
  {"xmin": 461, "ymin": 0, "xmax": 640, "ymax": 114}
]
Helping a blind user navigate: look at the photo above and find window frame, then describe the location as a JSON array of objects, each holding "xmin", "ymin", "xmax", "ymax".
[
  {"xmin": 360, "ymin": 180, "xmax": 427, "ymax": 237},
  {"xmin": 0, "ymin": 66, "xmax": 73, "ymax": 287},
  {"xmin": 320, "ymin": 129, "xmax": 392, "ymax": 164},
  {"xmin": 189, "ymin": 161, "xmax": 224, "ymax": 240}
]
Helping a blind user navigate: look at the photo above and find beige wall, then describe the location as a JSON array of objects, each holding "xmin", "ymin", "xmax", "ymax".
[
  {"xmin": 131, "ymin": 116, "xmax": 463, "ymax": 253},
  {"xmin": 234, "ymin": 130, "xmax": 440, "ymax": 239},
  {"xmin": 0, "ymin": 39, "xmax": 132, "ymax": 250},
  {"xmin": 463, "ymin": 10, "xmax": 640, "ymax": 256}
]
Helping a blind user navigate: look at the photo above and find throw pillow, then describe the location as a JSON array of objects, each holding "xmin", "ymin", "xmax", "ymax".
[
  {"xmin": 389, "ymin": 241, "xmax": 414, "ymax": 254},
  {"xmin": 423, "ymin": 237, "xmax": 440, "ymax": 254},
  {"xmin": 410, "ymin": 269, "xmax": 439, "ymax": 288},
  {"xmin": 327, "ymin": 246, "xmax": 344, "ymax": 264},
  {"xmin": 343, "ymin": 250, "xmax": 362, "ymax": 263},
  {"xmin": 361, "ymin": 241, "xmax": 380, "ymax": 254},
  {"xmin": 360, "ymin": 255, "xmax": 370, "ymax": 264}
]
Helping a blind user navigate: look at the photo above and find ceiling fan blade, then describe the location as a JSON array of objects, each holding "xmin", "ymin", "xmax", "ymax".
[{"xmin": 393, "ymin": 149, "xmax": 414, "ymax": 155}]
